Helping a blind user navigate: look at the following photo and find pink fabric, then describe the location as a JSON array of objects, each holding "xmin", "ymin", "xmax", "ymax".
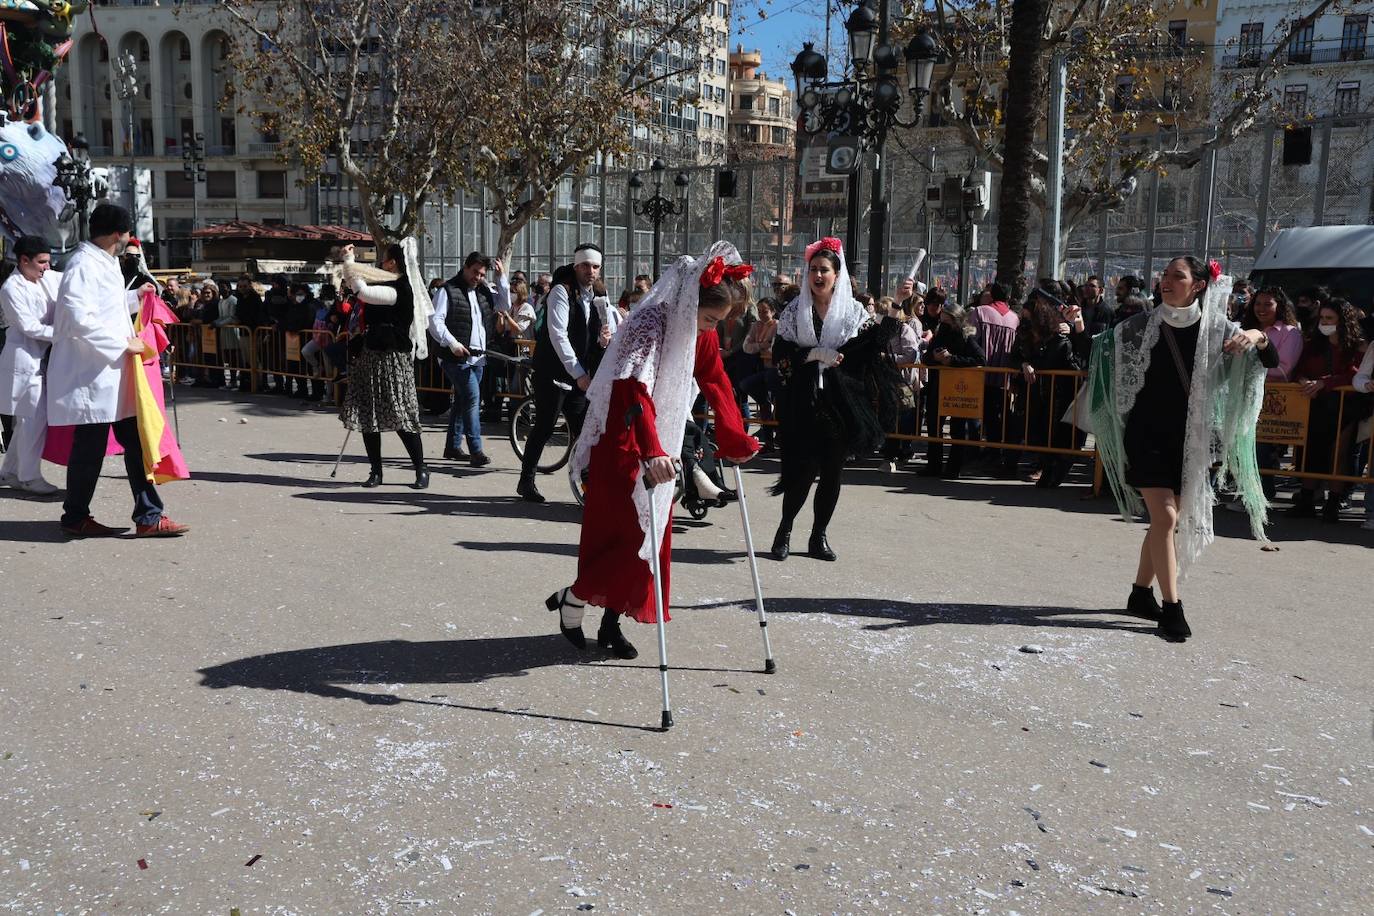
[
  {"xmin": 988, "ymin": 300, "xmax": 1011, "ymax": 316},
  {"xmin": 44, "ymin": 292, "xmax": 190, "ymax": 481},
  {"xmin": 1262, "ymin": 322, "xmax": 1303, "ymax": 381}
]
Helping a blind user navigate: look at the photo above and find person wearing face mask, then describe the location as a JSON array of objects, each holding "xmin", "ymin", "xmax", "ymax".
[
  {"xmin": 44, "ymin": 204, "xmax": 191, "ymax": 538},
  {"xmin": 768, "ymin": 237, "xmax": 903, "ymax": 562},
  {"xmin": 1087, "ymin": 256, "xmax": 1276, "ymax": 642},
  {"xmin": 1288, "ymin": 298, "xmax": 1367, "ymax": 522}
]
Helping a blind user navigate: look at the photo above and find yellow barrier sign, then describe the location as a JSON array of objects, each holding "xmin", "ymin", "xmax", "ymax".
[
  {"xmin": 937, "ymin": 368, "xmax": 984, "ymax": 419},
  {"xmin": 200, "ymin": 325, "xmax": 218, "ymax": 355},
  {"xmin": 1257, "ymin": 384, "xmax": 1310, "ymax": 445},
  {"xmin": 285, "ymin": 332, "xmax": 301, "ymax": 362}
]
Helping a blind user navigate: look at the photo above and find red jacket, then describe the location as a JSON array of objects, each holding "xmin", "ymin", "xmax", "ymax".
[{"xmin": 1294, "ymin": 338, "xmax": 1361, "ymax": 391}]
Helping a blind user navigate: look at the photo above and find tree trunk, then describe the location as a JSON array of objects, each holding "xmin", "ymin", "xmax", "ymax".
[{"xmin": 994, "ymin": 0, "xmax": 1051, "ymax": 301}]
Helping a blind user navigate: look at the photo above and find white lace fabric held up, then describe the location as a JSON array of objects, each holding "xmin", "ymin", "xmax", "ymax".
[{"xmin": 569, "ymin": 241, "xmax": 746, "ymax": 564}]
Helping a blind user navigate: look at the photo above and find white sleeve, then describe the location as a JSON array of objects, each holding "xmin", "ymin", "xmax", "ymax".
[
  {"xmin": 493, "ymin": 275, "xmax": 511, "ymax": 314},
  {"xmin": 428, "ymin": 288, "xmax": 457, "ymax": 349},
  {"xmin": 545, "ymin": 285, "xmax": 585, "ymax": 378},
  {"xmin": 347, "ymin": 272, "xmax": 398, "ymax": 305},
  {"xmin": 1354, "ymin": 345, "xmax": 1374, "ymax": 391},
  {"xmin": 0, "ymin": 285, "xmax": 54, "ymax": 343}
]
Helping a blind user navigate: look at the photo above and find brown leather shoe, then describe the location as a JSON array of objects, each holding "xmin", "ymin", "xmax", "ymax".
[
  {"xmin": 134, "ymin": 517, "xmax": 190, "ymax": 538},
  {"xmin": 60, "ymin": 517, "xmax": 128, "ymax": 538}
]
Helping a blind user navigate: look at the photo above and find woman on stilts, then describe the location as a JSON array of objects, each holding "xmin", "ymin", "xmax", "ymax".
[
  {"xmin": 546, "ymin": 243, "xmax": 759, "ymax": 660},
  {"xmin": 769, "ymin": 237, "xmax": 903, "ymax": 562},
  {"xmin": 339, "ymin": 241, "xmax": 433, "ymax": 489},
  {"xmin": 1088, "ymin": 256, "xmax": 1278, "ymax": 641}
]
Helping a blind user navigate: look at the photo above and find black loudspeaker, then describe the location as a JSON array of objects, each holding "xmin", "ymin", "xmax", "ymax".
[
  {"xmin": 1283, "ymin": 126, "xmax": 1312, "ymax": 165},
  {"xmin": 716, "ymin": 169, "xmax": 737, "ymax": 198}
]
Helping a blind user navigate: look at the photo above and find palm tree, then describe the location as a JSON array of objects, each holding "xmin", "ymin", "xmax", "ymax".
[{"xmin": 994, "ymin": 0, "xmax": 1051, "ymax": 299}]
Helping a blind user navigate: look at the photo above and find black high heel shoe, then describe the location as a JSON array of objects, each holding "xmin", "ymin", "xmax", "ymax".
[
  {"xmin": 597, "ymin": 610, "xmax": 638, "ymax": 659},
  {"xmin": 411, "ymin": 468, "xmax": 430, "ymax": 490},
  {"xmin": 807, "ymin": 531, "xmax": 837, "ymax": 561},
  {"xmin": 362, "ymin": 470, "xmax": 383, "ymax": 488},
  {"xmin": 546, "ymin": 588, "xmax": 587, "ymax": 649},
  {"xmin": 771, "ymin": 526, "xmax": 791, "ymax": 561}
]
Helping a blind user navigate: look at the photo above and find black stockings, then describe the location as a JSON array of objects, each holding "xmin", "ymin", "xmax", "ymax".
[
  {"xmin": 362, "ymin": 430, "xmax": 425, "ymax": 473},
  {"xmin": 778, "ymin": 439, "xmax": 847, "ymax": 535}
]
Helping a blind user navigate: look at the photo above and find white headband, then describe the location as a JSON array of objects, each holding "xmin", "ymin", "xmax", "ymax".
[{"xmin": 573, "ymin": 248, "xmax": 603, "ymax": 268}]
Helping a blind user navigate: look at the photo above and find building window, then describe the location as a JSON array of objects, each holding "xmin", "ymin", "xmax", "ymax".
[
  {"xmin": 1157, "ymin": 185, "xmax": 1176, "ymax": 214},
  {"xmin": 771, "ymin": 126, "xmax": 789, "ymax": 145},
  {"xmin": 1342, "ymin": 14, "xmax": 1368, "ymax": 60},
  {"xmin": 165, "ymin": 171, "xmax": 193, "ymax": 199},
  {"xmin": 1289, "ymin": 23, "xmax": 1314, "ymax": 63},
  {"xmin": 258, "ymin": 170, "xmax": 286, "ymax": 199},
  {"xmin": 206, "ymin": 171, "xmax": 237, "ymax": 198},
  {"xmin": 1168, "ymin": 20, "xmax": 1187, "ymax": 48},
  {"xmin": 768, "ymin": 96, "xmax": 780, "ymax": 115},
  {"xmin": 1113, "ymin": 76, "xmax": 1134, "ymax": 112},
  {"xmin": 179, "ymin": 36, "xmax": 191, "ymax": 61},
  {"xmin": 1239, "ymin": 22, "xmax": 1264, "ymax": 65},
  {"xmin": 739, "ymin": 94, "xmax": 753, "ymax": 110},
  {"xmin": 1335, "ymin": 81, "xmax": 1360, "ymax": 116},
  {"xmin": 1283, "ymin": 83, "xmax": 1308, "ymax": 117}
]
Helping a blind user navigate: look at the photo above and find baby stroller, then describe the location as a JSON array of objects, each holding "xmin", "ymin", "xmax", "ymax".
[{"xmin": 568, "ymin": 418, "xmax": 734, "ymax": 520}]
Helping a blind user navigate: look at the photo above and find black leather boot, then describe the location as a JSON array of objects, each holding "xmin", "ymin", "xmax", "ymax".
[
  {"xmin": 597, "ymin": 610, "xmax": 638, "ymax": 659},
  {"xmin": 411, "ymin": 466, "xmax": 430, "ymax": 490},
  {"xmin": 808, "ymin": 530, "xmax": 837, "ymax": 561},
  {"xmin": 362, "ymin": 469, "xmax": 383, "ymax": 488},
  {"xmin": 1288, "ymin": 488, "xmax": 1317, "ymax": 518},
  {"xmin": 1126, "ymin": 584, "xmax": 1162, "ymax": 621},
  {"xmin": 1158, "ymin": 600, "xmax": 1191, "ymax": 642},
  {"xmin": 517, "ymin": 474, "xmax": 546, "ymax": 504},
  {"xmin": 770, "ymin": 525, "xmax": 791, "ymax": 561}
]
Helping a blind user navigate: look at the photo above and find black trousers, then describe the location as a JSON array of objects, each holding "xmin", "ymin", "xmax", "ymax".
[
  {"xmin": 62, "ymin": 416, "xmax": 164, "ymax": 528},
  {"xmin": 520, "ymin": 373, "xmax": 588, "ymax": 479}
]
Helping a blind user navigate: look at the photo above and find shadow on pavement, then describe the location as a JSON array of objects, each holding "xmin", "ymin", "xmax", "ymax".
[
  {"xmin": 687, "ymin": 596, "xmax": 1156, "ymax": 635},
  {"xmin": 455, "ymin": 539, "xmax": 744, "ymax": 565},
  {"xmin": 0, "ymin": 519, "xmax": 71, "ymax": 543},
  {"xmin": 197, "ymin": 634, "xmax": 661, "ymax": 731},
  {"xmin": 292, "ymin": 489, "xmax": 583, "ymax": 522}
]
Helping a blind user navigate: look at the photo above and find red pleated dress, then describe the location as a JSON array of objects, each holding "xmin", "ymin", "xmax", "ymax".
[{"xmin": 571, "ymin": 331, "xmax": 758, "ymax": 623}]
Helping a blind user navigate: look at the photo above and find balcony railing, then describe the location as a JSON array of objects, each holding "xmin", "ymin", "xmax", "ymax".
[
  {"xmin": 246, "ymin": 142, "xmax": 281, "ymax": 155},
  {"xmin": 1222, "ymin": 40, "xmax": 1367, "ymax": 68}
]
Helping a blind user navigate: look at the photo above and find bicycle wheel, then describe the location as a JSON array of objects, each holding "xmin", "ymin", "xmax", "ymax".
[{"xmin": 508, "ymin": 397, "xmax": 572, "ymax": 473}]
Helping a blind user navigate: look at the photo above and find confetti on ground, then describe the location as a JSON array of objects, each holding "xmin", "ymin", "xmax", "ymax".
[
  {"xmin": 244, "ymin": 855, "xmax": 261, "ymax": 867},
  {"xmin": 652, "ymin": 802, "xmax": 673, "ymax": 809},
  {"xmin": 139, "ymin": 810, "xmax": 161, "ymax": 821},
  {"xmin": 136, "ymin": 859, "xmax": 148, "ymax": 870},
  {"xmin": 1018, "ymin": 645, "xmax": 1044, "ymax": 654},
  {"xmin": 211, "ymin": 807, "xmax": 231, "ymax": 817},
  {"xmin": 439, "ymin": 856, "xmax": 452, "ymax": 871}
]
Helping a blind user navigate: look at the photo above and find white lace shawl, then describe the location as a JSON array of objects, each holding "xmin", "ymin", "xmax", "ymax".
[
  {"xmin": 570, "ymin": 241, "xmax": 745, "ymax": 563},
  {"xmin": 775, "ymin": 243, "xmax": 865, "ymax": 350},
  {"xmin": 1108, "ymin": 275, "xmax": 1265, "ymax": 576},
  {"xmin": 331, "ymin": 237, "xmax": 432, "ymax": 360}
]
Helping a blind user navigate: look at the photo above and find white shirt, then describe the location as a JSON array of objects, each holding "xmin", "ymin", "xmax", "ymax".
[
  {"xmin": 47, "ymin": 242, "xmax": 142, "ymax": 425},
  {"xmin": 0, "ymin": 269, "xmax": 59, "ymax": 417},
  {"xmin": 428, "ymin": 275, "xmax": 510, "ymax": 369},
  {"xmin": 545, "ymin": 282, "xmax": 595, "ymax": 379},
  {"xmin": 1354, "ymin": 344, "xmax": 1374, "ymax": 393}
]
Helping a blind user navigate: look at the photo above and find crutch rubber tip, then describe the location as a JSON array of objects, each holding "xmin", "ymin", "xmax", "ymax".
[
  {"xmin": 764, "ymin": 659, "xmax": 777, "ymax": 674},
  {"xmin": 661, "ymin": 711, "xmax": 674, "ymax": 730}
]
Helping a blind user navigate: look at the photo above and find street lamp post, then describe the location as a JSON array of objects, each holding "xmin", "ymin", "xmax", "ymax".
[
  {"xmin": 53, "ymin": 135, "xmax": 97, "ymax": 244},
  {"xmin": 792, "ymin": 3, "xmax": 938, "ymax": 293},
  {"xmin": 630, "ymin": 159, "xmax": 689, "ymax": 280},
  {"xmin": 113, "ymin": 50, "xmax": 140, "ymax": 221},
  {"xmin": 182, "ymin": 131, "xmax": 206, "ymax": 263}
]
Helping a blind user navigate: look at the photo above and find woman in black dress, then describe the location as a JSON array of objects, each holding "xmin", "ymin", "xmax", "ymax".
[
  {"xmin": 340, "ymin": 243, "xmax": 430, "ymax": 489},
  {"xmin": 769, "ymin": 238, "xmax": 902, "ymax": 562}
]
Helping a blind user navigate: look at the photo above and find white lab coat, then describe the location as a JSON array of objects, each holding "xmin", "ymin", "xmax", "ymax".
[
  {"xmin": 0, "ymin": 269, "xmax": 59, "ymax": 417},
  {"xmin": 46, "ymin": 241, "xmax": 142, "ymax": 426}
]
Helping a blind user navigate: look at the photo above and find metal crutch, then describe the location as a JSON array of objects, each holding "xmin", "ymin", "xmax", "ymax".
[
  {"xmin": 165, "ymin": 346, "xmax": 180, "ymax": 440},
  {"xmin": 730, "ymin": 463, "xmax": 776, "ymax": 674},
  {"xmin": 628, "ymin": 403, "xmax": 674, "ymax": 730},
  {"xmin": 330, "ymin": 429, "xmax": 352, "ymax": 478}
]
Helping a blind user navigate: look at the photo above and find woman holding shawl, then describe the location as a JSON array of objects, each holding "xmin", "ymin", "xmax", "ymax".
[
  {"xmin": 1088, "ymin": 256, "xmax": 1278, "ymax": 642},
  {"xmin": 545, "ymin": 243, "xmax": 759, "ymax": 660},
  {"xmin": 769, "ymin": 237, "xmax": 902, "ymax": 562}
]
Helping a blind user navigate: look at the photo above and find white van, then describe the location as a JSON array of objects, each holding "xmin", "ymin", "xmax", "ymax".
[{"xmin": 1248, "ymin": 226, "xmax": 1374, "ymax": 305}]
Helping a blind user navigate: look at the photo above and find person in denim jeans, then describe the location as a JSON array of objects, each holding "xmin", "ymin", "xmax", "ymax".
[{"xmin": 428, "ymin": 252, "xmax": 508, "ymax": 466}]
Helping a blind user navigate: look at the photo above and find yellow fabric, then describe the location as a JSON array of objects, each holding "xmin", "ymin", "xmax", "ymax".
[{"xmin": 127, "ymin": 309, "xmax": 168, "ymax": 483}]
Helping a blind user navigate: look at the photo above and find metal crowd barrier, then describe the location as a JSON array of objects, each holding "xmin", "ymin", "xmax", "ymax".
[{"xmin": 165, "ymin": 324, "xmax": 347, "ymax": 399}]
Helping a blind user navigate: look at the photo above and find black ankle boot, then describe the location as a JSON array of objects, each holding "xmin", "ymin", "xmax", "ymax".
[
  {"xmin": 362, "ymin": 469, "xmax": 383, "ymax": 488},
  {"xmin": 546, "ymin": 588, "xmax": 587, "ymax": 649},
  {"xmin": 517, "ymin": 475, "xmax": 545, "ymax": 504},
  {"xmin": 808, "ymin": 531, "xmax": 837, "ymax": 561},
  {"xmin": 1127, "ymin": 584, "xmax": 1162, "ymax": 621},
  {"xmin": 1158, "ymin": 600, "xmax": 1191, "ymax": 642},
  {"xmin": 597, "ymin": 610, "xmax": 638, "ymax": 659},
  {"xmin": 1288, "ymin": 489, "xmax": 1317, "ymax": 518},
  {"xmin": 411, "ymin": 467, "xmax": 430, "ymax": 490},
  {"xmin": 771, "ymin": 526, "xmax": 791, "ymax": 561},
  {"xmin": 1321, "ymin": 493, "xmax": 1343, "ymax": 523}
]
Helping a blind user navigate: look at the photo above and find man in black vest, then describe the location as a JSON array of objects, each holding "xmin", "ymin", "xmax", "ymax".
[
  {"xmin": 517, "ymin": 242, "xmax": 606, "ymax": 502},
  {"xmin": 429, "ymin": 251, "xmax": 507, "ymax": 467}
]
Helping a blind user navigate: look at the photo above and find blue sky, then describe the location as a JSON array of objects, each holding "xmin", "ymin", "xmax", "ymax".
[{"xmin": 731, "ymin": 2, "xmax": 846, "ymax": 83}]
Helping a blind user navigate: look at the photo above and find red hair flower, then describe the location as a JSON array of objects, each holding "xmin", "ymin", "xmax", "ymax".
[
  {"xmin": 1208, "ymin": 259, "xmax": 1222, "ymax": 281},
  {"xmin": 700, "ymin": 257, "xmax": 754, "ymax": 288},
  {"xmin": 805, "ymin": 236, "xmax": 844, "ymax": 263}
]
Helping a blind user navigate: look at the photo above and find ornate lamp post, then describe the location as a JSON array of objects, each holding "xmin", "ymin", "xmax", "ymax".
[
  {"xmin": 182, "ymin": 131, "xmax": 206, "ymax": 262},
  {"xmin": 53, "ymin": 134, "xmax": 97, "ymax": 242},
  {"xmin": 791, "ymin": 4, "xmax": 939, "ymax": 292},
  {"xmin": 630, "ymin": 159, "xmax": 689, "ymax": 280}
]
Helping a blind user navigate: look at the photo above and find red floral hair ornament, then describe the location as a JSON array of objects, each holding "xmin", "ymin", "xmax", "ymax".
[
  {"xmin": 804, "ymin": 236, "xmax": 844, "ymax": 263},
  {"xmin": 1208, "ymin": 259, "xmax": 1222, "ymax": 281},
  {"xmin": 699, "ymin": 256, "xmax": 755, "ymax": 288}
]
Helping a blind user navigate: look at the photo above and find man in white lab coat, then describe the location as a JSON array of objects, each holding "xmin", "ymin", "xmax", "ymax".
[
  {"xmin": 47, "ymin": 203, "xmax": 190, "ymax": 538},
  {"xmin": 0, "ymin": 236, "xmax": 61, "ymax": 494}
]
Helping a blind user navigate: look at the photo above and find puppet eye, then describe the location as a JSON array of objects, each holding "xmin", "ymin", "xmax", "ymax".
[{"xmin": 0, "ymin": 144, "xmax": 18, "ymax": 162}]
